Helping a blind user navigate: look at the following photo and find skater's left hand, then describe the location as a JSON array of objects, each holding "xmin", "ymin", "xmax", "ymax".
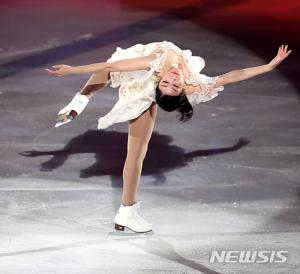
[
  {"xmin": 268, "ymin": 45, "xmax": 292, "ymax": 70},
  {"xmin": 45, "ymin": 64, "xmax": 72, "ymax": 77}
]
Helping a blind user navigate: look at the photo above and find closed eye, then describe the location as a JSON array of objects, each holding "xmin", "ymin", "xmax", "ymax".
[{"xmin": 160, "ymin": 81, "xmax": 169, "ymax": 87}]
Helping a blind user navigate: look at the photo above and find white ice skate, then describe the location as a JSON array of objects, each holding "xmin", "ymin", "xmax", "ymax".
[
  {"xmin": 55, "ymin": 92, "xmax": 89, "ymax": 128},
  {"xmin": 114, "ymin": 201, "xmax": 153, "ymax": 233}
]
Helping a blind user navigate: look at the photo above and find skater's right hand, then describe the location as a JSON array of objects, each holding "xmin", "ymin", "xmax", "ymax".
[{"xmin": 45, "ymin": 64, "xmax": 72, "ymax": 77}]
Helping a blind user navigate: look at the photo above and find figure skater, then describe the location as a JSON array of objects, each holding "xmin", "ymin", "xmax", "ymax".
[{"xmin": 45, "ymin": 41, "xmax": 291, "ymax": 233}]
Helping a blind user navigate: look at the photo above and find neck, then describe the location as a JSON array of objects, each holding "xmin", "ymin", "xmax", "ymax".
[{"xmin": 158, "ymin": 63, "xmax": 185, "ymax": 80}]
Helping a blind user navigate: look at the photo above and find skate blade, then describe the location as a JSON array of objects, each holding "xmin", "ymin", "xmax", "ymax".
[
  {"xmin": 54, "ymin": 118, "xmax": 72, "ymax": 128},
  {"xmin": 114, "ymin": 223, "xmax": 153, "ymax": 234}
]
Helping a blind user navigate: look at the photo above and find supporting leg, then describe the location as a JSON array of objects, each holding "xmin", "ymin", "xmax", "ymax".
[
  {"xmin": 121, "ymin": 102, "xmax": 158, "ymax": 206},
  {"xmin": 114, "ymin": 102, "xmax": 157, "ymax": 233}
]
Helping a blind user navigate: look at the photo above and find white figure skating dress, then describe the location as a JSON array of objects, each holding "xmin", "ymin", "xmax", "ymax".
[{"xmin": 97, "ymin": 41, "xmax": 225, "ymax": 129}]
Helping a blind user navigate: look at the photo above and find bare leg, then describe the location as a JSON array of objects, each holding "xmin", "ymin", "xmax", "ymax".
[
  {"xmin": 121, "ymin": 102, "xmax": 158, "ymax": 206},
  {"xmin": 57, "ymin": 71, "xmax": 110, "ymax": 123},
  {"xmin": 79, "ymin": 71, "xmax": 111, "ymax": 99}
]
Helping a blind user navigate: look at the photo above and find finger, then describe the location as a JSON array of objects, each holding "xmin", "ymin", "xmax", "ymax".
[
  {"xmin": 279, "ymin": 48, "xmax": 284, "ymax": 56},
  {"xmin": 45, "ymin": 69, "xmax": 55, "ymax": 74},
  {"xmin": 45, "ymin": 69, "xmax": 59, "ymax": 76},
  {"xmin": 285, "ymin": 49, "xmax": 292, "ymax": 54},
  {"xmin": 45, "ymin": 69, "xmax": 53, "ymax": 74},
  {"xmin": 277, "ymin": 47, "xmax": 281, "ymax": 55},
  {"xmin": 52, "ymin": 65, "xmax": 62, "ymax": 69},
  {"xmin": 45, "ymin": 68, "xmax": 55, "ymax": 72},
  {"xmin": 284, "ymin": 50, "xmax": 292, "ymax": 57}
]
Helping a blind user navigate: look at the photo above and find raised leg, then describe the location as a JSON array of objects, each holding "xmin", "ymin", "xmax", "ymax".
[
  {"xmin": 79, "ymin": 71, "xmax": 111, "ymax": 98},
  {"xmin": 121, "ymin": 102, "xmax": 158, "ymax": 206},
  {"xmin": 56, "ymin": 71, "xmax": 110, "ymax": 127}
]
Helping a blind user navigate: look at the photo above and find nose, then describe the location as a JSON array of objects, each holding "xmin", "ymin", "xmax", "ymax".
[
  {"xmin": 169, "ymin": 77, "xmax": 178, "ymax": 84},
  {"xmin": 172, "ymin": 78, "xmax": 181, "ymax": 87}
]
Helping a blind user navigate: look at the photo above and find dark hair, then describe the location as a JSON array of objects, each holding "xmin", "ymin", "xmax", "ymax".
[{"xmin": 155, "ymin": 86, "xmax": 193, "ymax": 122}]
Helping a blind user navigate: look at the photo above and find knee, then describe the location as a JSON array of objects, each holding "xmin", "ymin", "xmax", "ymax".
[
  {"xmin": 80, "ymin": 83, "xmax": 106, "ymax": 97},
  {"xmin": 127, "ymin": 145, "xmax": 149, "ymax": 164}
]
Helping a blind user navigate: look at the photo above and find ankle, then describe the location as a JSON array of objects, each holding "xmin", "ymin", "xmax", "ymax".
[{"xmin": 121, "ymin": 201, "xmax": 137, "ymax": 207}]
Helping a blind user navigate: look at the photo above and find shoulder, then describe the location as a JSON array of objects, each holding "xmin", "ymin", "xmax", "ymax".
[{"xmin": 184, "ymin": 83, "xmax": 201, "ymax": 95}]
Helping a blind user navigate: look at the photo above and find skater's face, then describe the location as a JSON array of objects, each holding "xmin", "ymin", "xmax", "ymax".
[{"xmin": 158, "ymin": 67, "xmax": 184, "ymax": 96}]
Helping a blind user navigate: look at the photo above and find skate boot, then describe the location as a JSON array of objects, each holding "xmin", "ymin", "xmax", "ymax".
[
  {"xmin": 55, "ymin": 92, "xmax": 89, "ymax": 127},
  {"xmin": 114, "ymin": 201, "xmax": 153, "ymax": 233}
]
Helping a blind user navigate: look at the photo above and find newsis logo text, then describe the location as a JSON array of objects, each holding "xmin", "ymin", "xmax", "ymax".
[{"xmin": 209, "ymin": 250, "xmax": 288, "ymax": 264}]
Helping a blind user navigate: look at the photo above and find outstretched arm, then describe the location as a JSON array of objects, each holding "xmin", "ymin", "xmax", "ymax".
[
  {"xmin": 45, "ymin": 51, "xmax": 161, "ymax": 77},
  {"xmin": 213, "ymin": 45, "xmax": 292, "ymax": 88}
]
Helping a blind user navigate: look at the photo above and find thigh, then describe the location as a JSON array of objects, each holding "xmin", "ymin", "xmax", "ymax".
[
  {"xmin": 127, "ymin": 102, "xmax": 157, "ymax": 154},
  {"xmin": 86, "ymin": 71, "xmax": 111, "ymax": 86},
  {"xmin": 81, "ymin": 71, "xmax": 111, "ymax": 97}
]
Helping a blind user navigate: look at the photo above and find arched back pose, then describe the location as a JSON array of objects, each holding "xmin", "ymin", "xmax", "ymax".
[{"xmin": 46, "ymin": 41, "xmax": 291, "ymax": 233}]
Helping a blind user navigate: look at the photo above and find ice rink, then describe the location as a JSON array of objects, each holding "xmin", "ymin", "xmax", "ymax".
[{"xmin": 0, "ymin": 1, "xmax": 299, "ymax": 273}]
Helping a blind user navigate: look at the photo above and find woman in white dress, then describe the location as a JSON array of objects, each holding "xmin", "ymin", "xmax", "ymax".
[{"xmin": 46, "ymin": 42, "xmax": 291, "ymax": 233}]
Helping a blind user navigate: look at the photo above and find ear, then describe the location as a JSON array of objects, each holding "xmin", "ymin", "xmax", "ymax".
[
  {"xmin": 154, "ymin": 71, "xmax": 161, "ymax": 78},
  {"xmin": 153, "ymin": 73, "xmax": 161, "ymax": 84}
]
